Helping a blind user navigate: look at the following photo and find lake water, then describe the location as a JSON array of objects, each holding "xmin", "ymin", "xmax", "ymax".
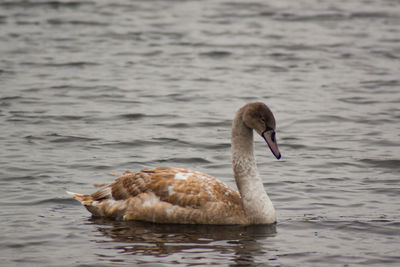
[{"xmin": 1, "ymin": 0, "xmax": 400, "ymax": 266}]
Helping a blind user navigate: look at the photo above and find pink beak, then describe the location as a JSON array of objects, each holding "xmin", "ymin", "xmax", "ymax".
[{"xmin": 262, "ymin": 131, "xmax": 281, "ymax": 160}]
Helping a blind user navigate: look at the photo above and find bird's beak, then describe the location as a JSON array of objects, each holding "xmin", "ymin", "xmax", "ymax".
[{"xmin": 262, "ymin": 130, "xmax": 281, "ymax": 160}]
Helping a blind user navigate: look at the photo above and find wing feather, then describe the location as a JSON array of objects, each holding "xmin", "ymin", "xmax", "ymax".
[{"xmin": 71, "ymin": 166, "xmax": 246, "ymax": 223}]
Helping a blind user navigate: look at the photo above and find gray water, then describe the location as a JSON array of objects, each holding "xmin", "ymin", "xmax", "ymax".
[{"xmin": 1, "ymin": 0, "xmax": 400, "ymax": 266}]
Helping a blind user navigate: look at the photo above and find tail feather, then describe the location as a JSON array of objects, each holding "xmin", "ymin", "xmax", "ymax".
[
  {"xmin": 67, "ymin": 191, "xmax": 94, "ymax": 206},
  {"xmin": 67, "ymin": 191, "xmax": 103, "ymax": 217},
  {"xmin": 67, "ymin": 190, "xmax": 124, "ymax": 218}
]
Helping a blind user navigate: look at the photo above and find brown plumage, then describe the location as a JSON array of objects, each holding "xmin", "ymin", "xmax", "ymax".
[
  {"xmin": 69, "ymin": 167, "xmax": 247, "ymax": 224},
  {"xmin": 69, "ymin": 102, "xmax": 281, "ymax": 225}
]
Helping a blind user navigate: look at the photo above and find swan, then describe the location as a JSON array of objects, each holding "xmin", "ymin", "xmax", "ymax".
[{"xmin": 68, "ymin": 102, "xmax": 281, "ymax": 225}]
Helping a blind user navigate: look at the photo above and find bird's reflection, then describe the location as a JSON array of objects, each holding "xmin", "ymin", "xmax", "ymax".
[{"xmin": 89, "ymin": 217, "xmax": 277, "ymax": 265}]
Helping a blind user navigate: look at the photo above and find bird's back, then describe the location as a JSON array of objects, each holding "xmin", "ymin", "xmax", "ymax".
[{"xmin": 70, "ymin": 167, "xmax": 248, "ymax": 224}]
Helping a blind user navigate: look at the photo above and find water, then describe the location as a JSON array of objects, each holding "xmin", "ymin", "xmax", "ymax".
[{"xmin": 1, "ymin": 0, "xmax": 400, "ymax": 266}]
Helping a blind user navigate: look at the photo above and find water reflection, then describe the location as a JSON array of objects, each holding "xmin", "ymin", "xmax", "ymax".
[{"xmin": 90, "ymin": 218, "xmax": 277, "ymax": 265}]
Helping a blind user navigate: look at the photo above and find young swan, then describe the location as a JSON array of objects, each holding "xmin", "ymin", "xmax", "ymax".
[{"xmin": 69, "ymin": 102, "xmax": 281, "ymax": 225}]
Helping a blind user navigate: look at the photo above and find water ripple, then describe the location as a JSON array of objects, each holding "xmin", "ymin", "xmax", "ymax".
[
  {"xmin": 1, "ymin": 0, "xmax": 400, "ymax": 266},
  {"xmin": 360, "ymin": 158, "xmax": 400, "ymax": 170}
]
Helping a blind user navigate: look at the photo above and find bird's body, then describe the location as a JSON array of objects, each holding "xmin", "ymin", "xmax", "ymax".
[
  {"xmin": 69, "ymin": 102, "xmax": 281, "ymax": 225},
  {"xmin": 69, "ymin": 167, "xmax": 248, "ymax": 224}
]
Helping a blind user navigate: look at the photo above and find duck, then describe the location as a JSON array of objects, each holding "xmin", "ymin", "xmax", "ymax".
[{"xmin": 68, "ymin": 102, "xmax": 281, "ymax": 225}]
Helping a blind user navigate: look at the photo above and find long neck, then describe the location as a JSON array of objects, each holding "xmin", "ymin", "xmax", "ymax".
[{"xmin": 231, "ymin": 110, "xmax": 276, "ymax": 224}]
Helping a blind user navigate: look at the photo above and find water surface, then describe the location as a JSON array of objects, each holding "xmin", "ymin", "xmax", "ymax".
[{"xmin": 1, "ymin": 0, "xmax": 400, "ymax": 266}]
